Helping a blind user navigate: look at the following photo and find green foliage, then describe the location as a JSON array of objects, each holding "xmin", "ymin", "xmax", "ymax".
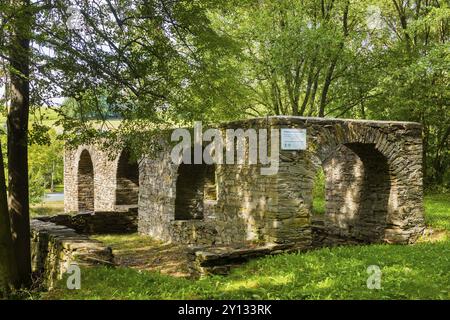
[
  {"xmin": 0, "ymin": 107, "xmax": 64, "ymax": 204},
  {"xmin": 3, "ymin": 0, "xmax": 448, "ymax": 186},
  {"xmin": 211, "ymin": 0, "xmax": 366, "ymax": 117},
  {"xmin": 28, "ymin": 129, "xmax": 64, "ymax": 203},
  {"xmin": 39, "ymin": 194, "xmax": 450, "ymax": 300},
  {"xmin": 209, "ymin": 0, "xmax": 450, "ymax": 186},
  {"xmin": 0, "ymin": 130, "xmax": 63, "ymax": 205}
]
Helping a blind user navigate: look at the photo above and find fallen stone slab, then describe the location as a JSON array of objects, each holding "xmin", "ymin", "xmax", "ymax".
[{"xmin": 189, "ymin": 242, "xmax": 306, "ymax": 277}]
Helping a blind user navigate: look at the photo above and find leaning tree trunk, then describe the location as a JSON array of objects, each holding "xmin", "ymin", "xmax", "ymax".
[
  {"xmin": 0, "ymin": 145, "xmax": 18, "ymax": 297},
  {"xmin": 7, "ymin": 0, "xmax": 32, "ymax": 288}
]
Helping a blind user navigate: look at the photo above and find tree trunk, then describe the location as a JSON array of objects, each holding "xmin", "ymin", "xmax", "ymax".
[
  {"xmin": 318, "ymin": 59, "xmax": 337, "ymax": 117},
  {"xmin": 7, "ymin": 0, "xmax": 32, "ymax": 288},
  {"xmin": 318, "ymin": 1, "xmax": 349, "ymax": 117},
  {"xmin": 0, "ymin": 145, "xmax": 18, "ymax": 297}
]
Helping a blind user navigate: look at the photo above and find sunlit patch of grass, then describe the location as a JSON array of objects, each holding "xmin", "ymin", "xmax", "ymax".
[
  {"xmin": 30, "ymin": 200, "xmax": 64, "ymax": 217},
  {"xmin": 91, "ymin": 233, "xmax": 193, "ymax": 278},
  {"xmin": 312, "ymin": 196, "xmax": 325, "ymax": 215},
  {"xmin": 46, "ymin": 184, "xmax": 64, "ymax": 193},
  {"xmin": 40, "ymin": 238, "xmax": 449, "ymax": 300},
  {"xmin": 92, "ymin": 234, "xmax": 162, "ymax": 252},
  {"xmin": 424, "ymin": 194, "xmax": 450, "ymax": 232},
  {"xmin": 221, "ymin": 274, "xmax": 294, "ymax": 292}
]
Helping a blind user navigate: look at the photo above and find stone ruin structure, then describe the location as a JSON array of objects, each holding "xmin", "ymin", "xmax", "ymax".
[{"xmin": 64, "ymin": 116, "xmax": 426, "ymax": 249}]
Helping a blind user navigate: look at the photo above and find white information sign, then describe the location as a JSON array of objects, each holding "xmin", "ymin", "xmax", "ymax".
[{"xmin": 281, "ymin": 128, "xmax": 307, "ymax": 150}]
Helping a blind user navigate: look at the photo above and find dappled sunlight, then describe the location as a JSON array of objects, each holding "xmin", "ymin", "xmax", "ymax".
[
  {"xmin": 40, "ymin": 195, "xmax": 449, "ymax": 300},
  {"xmin": 388, "ymin": 183, "xmax": 399, "ymax": 214},
  {"xmin": 241, "ymin": 193, "xmax": 258, "ymax": 241},
  {"xmin": 221, "ymin": 274, "xmax": 295, "ymax": 292},
  {"xmin": 310, "ymin": 277, "xmax": 335, "ymax": 290},
  {"xmin": 42, "ymin": 237, "xmax": 450, "ymax": 300},
  {"xmin": 92, "ymin": 233, "xmax": 193, "ymax": 278}
]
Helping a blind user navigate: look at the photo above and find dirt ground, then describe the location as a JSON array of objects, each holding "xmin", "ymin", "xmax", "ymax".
[{"xmin": 92, "ymin": 234, "xmax": 194, "ymax": 278}]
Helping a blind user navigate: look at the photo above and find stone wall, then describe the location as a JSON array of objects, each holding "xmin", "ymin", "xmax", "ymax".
[
  {"xmin": 137, "ymin": 117, "xmax": 424, "ymax": 246},
  {"xmin": 31, "ymin": 220, "xmax": 114, "ymax": 289},
  {"xmin": 35, "ymin": 209, "xmax": 138, "ymax": 234},
  {"xmin": 272, "ymin": 117, "xmax": 424, "ymax": 244},
  {"xmin": 64, "ymin": 116, "xmax": 425, "ymax": 247}
]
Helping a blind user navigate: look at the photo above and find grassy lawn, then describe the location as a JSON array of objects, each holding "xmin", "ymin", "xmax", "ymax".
[
  {"xmin": 1, "ymin": 107, "xmax": 61, "ymax": 130},
  {"xmin": 39, "ymin": 194, "xmax": 450, "ymax": 300},
  {"xmin": 424, "ymin": 194, "xmax": 450, "ymax": 232},
  {"xmin": 1, "ymin": 107, "xmax": 122, "ymax": 132},
  {"xmin": 30, "ymin": 200, "xmax": 64, "ymax": 217}
]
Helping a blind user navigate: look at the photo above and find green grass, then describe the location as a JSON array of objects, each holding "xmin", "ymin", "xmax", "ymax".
[
  {"xmin": 92, "ymin": 234, "xmax": 162, "ymax": 251},
  {"xmin": 42, "ymin": 240, "xmax": 449, "ymax": 300},
  {"xmin": 312, "ymin": 168, "xmax": 326, "ymax": 215},
  {"xmin": 30, "ymin": 200, "xmax": 64, "ymax": 217},
  {"xmin": 312, "ymin": 197, "xmax": 325, "ymax": 215},
  {"xmin": 38, "ymin": 193, "xmax": 450, "ymax": 300},
  {"xmin": 0, "ymin": 107, "xmax": 61, "ymax": 129},
  {"xmin": 424, "ymin": 194, "xmax": 450, "ymax": 232}
]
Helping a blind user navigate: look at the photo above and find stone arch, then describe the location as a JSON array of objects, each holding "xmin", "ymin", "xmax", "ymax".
[
  {"xmin": 115, "ymin": 149, "xmax": 139, "ymax": 207},
  {"xmin": 174, "ymin": 163, "xmax": 216, "ymax": 220},
  {"xmin": 305, "ymin": 122, "xmax": 401, "ymax": 244},
  {"xmin": 78, "ymin": 149, "xmax": 94, "ymax": 212},
  {"xmin": 311, "ymin": 142, "xmax": 391, "ymax": 243}
]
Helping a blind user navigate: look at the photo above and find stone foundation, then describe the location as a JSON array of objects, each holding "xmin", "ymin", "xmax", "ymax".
[
  {"xmin": 35, "ymin": 209, "xmax": 138, "ymax": 234},
  {"xmin": 189, "ymin": 243, "xmax": 305, "ymax": 277},
  {"xmin": 31, "ymin": 210, "xmax": 138, "ymax": 288},
  {"xmin": 31, "ymin": 220, "xmax": 114, "ymax": 289}
]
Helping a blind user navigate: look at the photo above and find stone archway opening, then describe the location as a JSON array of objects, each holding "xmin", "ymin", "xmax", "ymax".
[
  {"xmin": 78, "ymin": 149, "xmax": 94, "ymax": 212},
  {"xmin": 115, "ymin": 149, "xmax": 139, "ymax": 208},
  {"xmin": 175, "ymin": 163, "xmax": 216, "ymax": 220},
  {"xmin": 312, "ymin": 143, "xmax": 391, "ymax": 244}
]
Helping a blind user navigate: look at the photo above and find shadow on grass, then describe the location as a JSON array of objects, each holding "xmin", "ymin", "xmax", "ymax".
[
  {"xmin": 41, "ymin": 239, "xmax": 450, "ymax": 300},
  {"xmin": 37, "ymin": 193, "xmax": 450, "ymax": 300}
]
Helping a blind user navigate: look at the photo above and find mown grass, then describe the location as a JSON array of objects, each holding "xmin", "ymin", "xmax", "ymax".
[
  {"xmin": 30, "ymin": 200, "xmax": 64, "ymax": 217},
  {"xmin": 0, "ymin": 107, "xmax": 61, "ymax": 129},
  {"xmin": 39, "ymin": 194, "xmax": 450, "ymax": 300},
  {"xmin": 41, "ymin": 240, "xmax": 450, "ymax": 300},
  {"xmin": 424, "ymin": 193, "xmax": 450, "ymax": 232},
  {"xmin": 1, "ymin": 107, "xmax": 122, "ymax": 132},
  {"xmin": 93, "ymin": 234, "xmax": 163, "ymax": 251}
]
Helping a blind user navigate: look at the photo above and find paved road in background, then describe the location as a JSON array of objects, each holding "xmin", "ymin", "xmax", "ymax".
[{"xmin": 44, "ymin": 192, "xmax": 64, "ymax": 202}]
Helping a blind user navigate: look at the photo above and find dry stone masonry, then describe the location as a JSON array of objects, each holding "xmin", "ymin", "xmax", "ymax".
[
  {"xmin": 35, "ymin": 209, "xmax": 138, "ymax": 234},
  {"xmin": 64, "ymin": 116, "xmax": 425, "ymax": 250},
  {"xmin": 30, "ymin": 210, "xmax": 137, "ymax": 287},
  {"xmin": 31, "ymin": 219, "xmax": 114, "ymax": 289}
]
